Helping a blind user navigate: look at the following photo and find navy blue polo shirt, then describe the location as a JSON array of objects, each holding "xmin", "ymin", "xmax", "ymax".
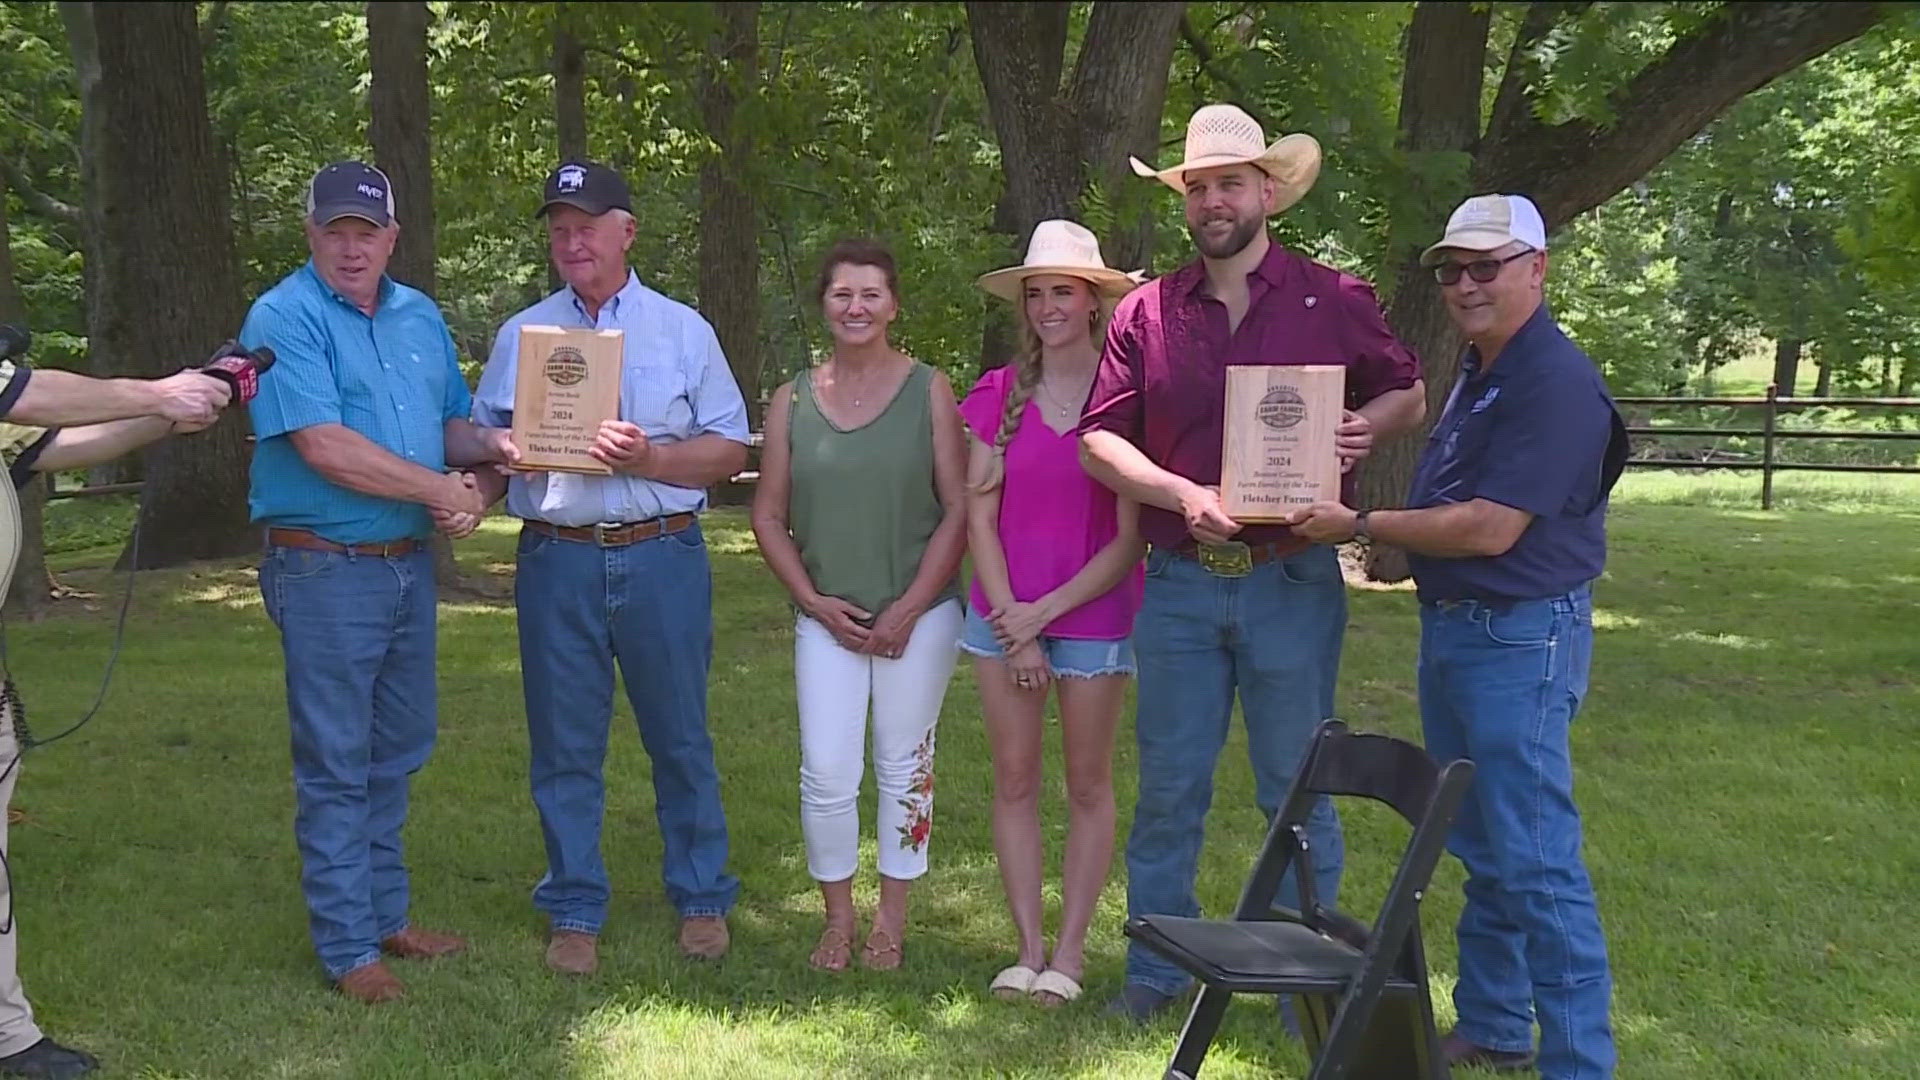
[{"xmin": 1405, "ymin": 304, "xmax": 1629, "ymax": 604}]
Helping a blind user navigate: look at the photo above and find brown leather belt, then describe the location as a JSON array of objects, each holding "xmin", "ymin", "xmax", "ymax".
[
  {"xmin": 266, "ymin": 528, "xmax": 422, "ymax": 557},
  {"xmin": 525, "ymin": 513, "xmax": 698, "ymax": 547}
]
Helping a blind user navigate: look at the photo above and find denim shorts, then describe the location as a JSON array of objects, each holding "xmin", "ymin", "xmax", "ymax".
[{"xmin": 957, "ymin": 606, "xmax": 1136, "ymax": 678}]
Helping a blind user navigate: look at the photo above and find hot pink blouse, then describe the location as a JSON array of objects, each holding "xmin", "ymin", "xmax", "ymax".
[{"xmin": 959, "ymin": 364, "xmax": 1144, "ymax": 641}]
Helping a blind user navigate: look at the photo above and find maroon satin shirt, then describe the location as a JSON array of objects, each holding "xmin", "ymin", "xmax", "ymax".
[{"xmin": 1078, "ymin": 241, "xmax": 1421, "ymax": 553}]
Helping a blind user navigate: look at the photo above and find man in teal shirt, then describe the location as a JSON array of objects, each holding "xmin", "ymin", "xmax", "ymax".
[{"xmin": 242, "ymin": 161, "xmax": 516, "ymax": 1004}]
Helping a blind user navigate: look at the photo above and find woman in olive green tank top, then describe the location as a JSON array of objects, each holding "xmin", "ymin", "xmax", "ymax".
[{"xmin": 751, "ymin": 239, "xmax": 968, "ymax": 975}]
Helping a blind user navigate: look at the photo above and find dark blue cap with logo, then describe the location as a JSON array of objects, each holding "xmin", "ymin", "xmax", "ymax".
[
  {"xmin": 537, "ymin": 161, "xmax": 632, "ymax": 217},
  {"xmin": 306, "ymin": 161, "xmax": 395, "ymax": 227}
]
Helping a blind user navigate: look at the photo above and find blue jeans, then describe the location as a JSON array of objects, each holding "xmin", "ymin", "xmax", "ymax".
[
  {"xmin": 514, "ymin": 521, "xmax": 739, "ymax": 933},
  {"xmin": 1419, "ymin": 585, "xmax": 1615, "ymax": 1080},
  {"xmin": 259, "ymin": 545, "xmax": 438, "ymax": 980},
  {"xmin": 1125, "ymin": 544, "xmax": 1348, "ymax": 995}
]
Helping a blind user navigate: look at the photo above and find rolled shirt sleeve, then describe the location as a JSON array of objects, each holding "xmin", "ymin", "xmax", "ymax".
[
  {"xmin": 1472, "ymin": 378, "xmax": 1615, "ymax": 518},
  {"xmin": 688, "ymin": 316, "xmax": 750, "ymax": 444},
  {"xmin": 470, "ymin": 321, "xmax": 518, "ymax": 429},
  {"xmin": 1334, "ymin": 274, "xmax": 1420, "ymax": 410},
  {"xmin": 241, "ymin": 300, "xmax": 342, "ymax": 439},
  {"xmin": 1076, "ymin": 290, "xmax": 1147, "ymax": 443}
]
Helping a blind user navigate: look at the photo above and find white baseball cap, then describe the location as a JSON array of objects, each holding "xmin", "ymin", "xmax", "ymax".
[{"xmin": 1420, "ymin": 194, "xmax": 1547, "ymax": 266}]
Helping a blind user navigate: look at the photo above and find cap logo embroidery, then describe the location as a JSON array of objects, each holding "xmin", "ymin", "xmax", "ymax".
[
  {"xmin": 557, "ymin": 165, "xmax": 586, "ymax": 192},
  {"xmin": 356, "ymin": 183, "xmax": 385, "ymax": 200}
]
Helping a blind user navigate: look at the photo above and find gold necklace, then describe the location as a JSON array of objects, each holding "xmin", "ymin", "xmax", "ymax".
[{"xmin": 1037, "ymin": 375, "xmax": 1091, "ymax": 418}]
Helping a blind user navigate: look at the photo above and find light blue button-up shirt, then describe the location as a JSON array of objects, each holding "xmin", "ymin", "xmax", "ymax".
[
  {"xmin": 472, "ymin": 270, "xmax": 749, "ymax": 526},
  {"xmin": 242, "ymin": 261, "xmax": 472, "ymax": 544}
]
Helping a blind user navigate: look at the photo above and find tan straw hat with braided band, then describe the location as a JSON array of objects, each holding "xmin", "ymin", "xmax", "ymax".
[
  {"xmin": 1129, "ymin": 103, "xmax": 1322, "ymax": 212},
  {"xmin": 976, "ymin": 219, "xmax": 1144, "ymax": 303}
]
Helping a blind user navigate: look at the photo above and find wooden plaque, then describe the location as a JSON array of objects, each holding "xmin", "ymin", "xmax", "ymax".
[
  {"xmin": 511, "ymin": 325, "xmax": 623, "ymax": 475},
  {"xmin": 1220, "ymin": 365, "xmax": 1345, "ymax": 522}
]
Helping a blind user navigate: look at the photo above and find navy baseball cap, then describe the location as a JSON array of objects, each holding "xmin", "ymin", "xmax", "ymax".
[
  {"xmin": 537, "ymin": 161, "xmax": 631, "ymax": 217},
  {"xmin": 306, "ymin": 161, "xmax": 395, "ymax": 227}
]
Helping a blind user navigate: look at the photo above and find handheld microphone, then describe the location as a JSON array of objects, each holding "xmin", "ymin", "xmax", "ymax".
[
  {"xmin": 198, "ymin": 341, "xmax": 276, "ymax": 405},
  {"xmin": 0, "ymin": 324, "xmax": 29, "ymax": 362}
]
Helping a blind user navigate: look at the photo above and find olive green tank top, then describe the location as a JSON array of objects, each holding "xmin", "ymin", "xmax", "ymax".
[{"xmin": 788, "ymin": 361, "xmax": 960, "ymax": 618}]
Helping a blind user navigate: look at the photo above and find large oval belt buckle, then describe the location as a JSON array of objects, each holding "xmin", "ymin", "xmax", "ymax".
[{"xmin": 1197, "ymin": 540, "xmax": 1253, "ymax": 578}]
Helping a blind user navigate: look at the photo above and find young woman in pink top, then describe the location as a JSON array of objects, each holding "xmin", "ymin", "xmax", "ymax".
[{"xmin": 959, "ymin": 220, "xmax": 1145, "ymax": 1007}]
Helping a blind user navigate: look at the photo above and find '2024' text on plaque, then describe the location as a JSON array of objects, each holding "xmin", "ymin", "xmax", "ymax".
[
  {"xmin": 511, "ymin": 325, "xmax": 623, "ymax": 475},
  {"xmin": 1220, "ymin": 364, "xmax": 1345, "ymax": 522}
]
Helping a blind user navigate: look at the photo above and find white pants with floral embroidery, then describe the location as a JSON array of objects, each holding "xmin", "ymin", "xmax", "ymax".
[{"xmin": 794, "ymin": 598, "xmax": 962, "ymax": 882}]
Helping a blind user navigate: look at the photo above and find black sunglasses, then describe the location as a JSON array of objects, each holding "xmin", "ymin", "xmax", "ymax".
[{"xmin": 1434, "ymin": 248, "xmax": 1535, "ymax": 285}]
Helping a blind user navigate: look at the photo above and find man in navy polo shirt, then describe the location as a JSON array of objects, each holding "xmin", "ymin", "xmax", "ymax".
[
  {"xmin": 242, "ymin": 161, "xmax": 518, "ymax": 1004},
  {"xmin": 1290, "ymin": 193, "xmax": 1627, "ymax": 1078}
]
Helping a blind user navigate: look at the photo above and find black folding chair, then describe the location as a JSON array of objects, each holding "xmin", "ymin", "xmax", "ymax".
[{"xmin": 1124, "ymin": 719, "xmax": 1475, "ymax": 1080}]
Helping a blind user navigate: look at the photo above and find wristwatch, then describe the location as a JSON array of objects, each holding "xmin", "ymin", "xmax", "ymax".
[{"xmin": 1353, "ymin": 509, "xmax": 1373, "ymax": 544}]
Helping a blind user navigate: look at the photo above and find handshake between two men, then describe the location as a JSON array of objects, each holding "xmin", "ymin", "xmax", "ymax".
[{"xmin": 427, "ymin": 419, "xmax": 660, "ymax": 540}]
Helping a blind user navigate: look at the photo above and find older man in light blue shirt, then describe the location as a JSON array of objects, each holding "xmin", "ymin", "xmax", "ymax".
[{"xmin": 472, "ymin": 161, "xmax": 749, "ymax": 974}]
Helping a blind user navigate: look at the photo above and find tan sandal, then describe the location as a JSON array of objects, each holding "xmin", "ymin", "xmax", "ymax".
[
  {"xmin": 1030, "ymin": 968, "xmax": 1083, "ymax": 1008},
  {"xmin": 990, "ymin": 964, "xmax": 1040, "ymax": 1001},
  {"xmin": 809, "ymin": 925, "xmax": 854, "ymax": 972},
  {"xmin": 860, "ymin": 925, "xmax": 904, "ymax": 971}
]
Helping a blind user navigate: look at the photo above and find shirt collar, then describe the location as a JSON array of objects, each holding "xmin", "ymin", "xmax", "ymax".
[
  {"xmin": 1462, "ymin": 302, "xmax": 1554, "ymax": 381},
  {"xmin": 1170, "ymin": 238, "xmax": 1295, "ymax": 301},
  {"xmin": 567, "ymin": 269, "xmax": 643, "ymax": 321},
  {"xmin": 304, "ymin": 260, "xmax": 396, "ymax": 313}
]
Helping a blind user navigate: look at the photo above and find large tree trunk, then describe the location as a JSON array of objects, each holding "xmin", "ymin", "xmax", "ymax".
[
  {"xmin": 368, "ymin": 0, "xmax": 466, "ymax": 591},
  {"xmin": 549, "ymin": 14, "xmax": 587, "ymax": 295},
  {"xmin": 1813, "ymin": 361, "xmax": 1833, "ymax": 398},
  {"xmin": 1771, "ymin": 337, "xmax": 1802, "ymax": 397},
  {"xmin": 369, "ymin": 1, "xmax": 435, "ymax": 297},
  {"xmin": 1363, "ymin": 0, "xmax": 1884, "ymax": 581},
  {"xmin": 1357, "ymin": 1, "xmax": 1490, "ymax": 580},
  {"xmin": 966, "ymin": 1, "xmax": 1186, "ymax": 368},
  {"xmin": 697, "ymin": 2, "xmax": 764, "ymax": 426},
  {"xmin": 62, "ymin": 2, "xmax": 252, "ymax": 570},
  {"xmin": 0, "ymin": 186, "xmax": 51, "ymax": 618}
]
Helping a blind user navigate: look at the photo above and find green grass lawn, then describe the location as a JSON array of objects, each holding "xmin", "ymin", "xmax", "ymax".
[{"xmin": 5, "ymin": 476, "xmax": 1918, "ymax": 1078}]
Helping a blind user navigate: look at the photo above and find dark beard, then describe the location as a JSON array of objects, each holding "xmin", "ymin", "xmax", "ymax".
[{"xmin": 1189, "ymin": 214, "xmax": 1261, "ymax": 259}]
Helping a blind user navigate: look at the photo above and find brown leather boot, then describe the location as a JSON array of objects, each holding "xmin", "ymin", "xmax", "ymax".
[
  {"xmin": 381, "ymin": 925, "xmax": 468, "ymax": 960},
  {"xmin": 545, "ymin": 930, "xmax": 599, "ymax": 975},
  {"xmin": 335, "ymin": 960, "xmax": 405, "ymax": 1004},
  {"xmin": 679, "ymin": 915, "xmax": 730, "ymax": 960},
  {"xmin": 1441, "ymin": 1030, "xmax": 1537, "ymax": 1072}
]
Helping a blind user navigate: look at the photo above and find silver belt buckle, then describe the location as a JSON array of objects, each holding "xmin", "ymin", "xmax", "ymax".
[
  {"xmin": 592, "ymin": 522, "xmax": 623, "ymax": 546},
  {"xmin": 1197, "ymin": 540, "xmax": 1253, "ymax": 578}
]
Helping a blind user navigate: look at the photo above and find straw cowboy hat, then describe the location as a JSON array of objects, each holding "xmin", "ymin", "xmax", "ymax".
[
  {"xmin": 976, "ymin": 219, "xmax": 1143, "ymax": 303},
  {"xmin": 1129, "ymin": 103, "xmax": 1322, "ymax": 212}
]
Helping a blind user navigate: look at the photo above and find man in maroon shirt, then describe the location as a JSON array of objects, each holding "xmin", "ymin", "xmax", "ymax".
[{"xmin": 1079, "ymin": 103, "xmax": 1426, "ymax": 1021}]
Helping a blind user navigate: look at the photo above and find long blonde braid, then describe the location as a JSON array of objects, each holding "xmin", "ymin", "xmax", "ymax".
[{"xmin": 969, "ymin": 324, "xmax": 1044, "ymax": 496}]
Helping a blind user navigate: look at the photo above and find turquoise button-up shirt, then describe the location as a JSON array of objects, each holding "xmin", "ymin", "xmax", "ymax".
[
  {"xmin": 472, "ymin": 270, "xmax": 750, "ymax": 526},
  {"xmin": 241, "ymin": 261, "xmax": 472, "ymax": 544}
]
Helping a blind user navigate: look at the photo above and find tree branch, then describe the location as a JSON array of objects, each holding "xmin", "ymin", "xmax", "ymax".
[
  {"xmin": 1175, "ymin": 10, "xmax": 1268, "ymax": 132},
  {"xmin": 199, "ymin": 0, "xmax": 232, "ymax": 56},
  {"xmin": 1477, "ymin": 1, "xmax": 1885, "ymax": 229},
  {"xmin": 1485, "ymin": 2, "xmax": 1590, "ymax": 143},
  {"xmin": 0, "ymin": 158, "xmax": 81, "ymax": 227}
]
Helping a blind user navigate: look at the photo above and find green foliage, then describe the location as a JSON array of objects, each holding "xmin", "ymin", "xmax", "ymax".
[
  {"xmin": 3, "ymin": 0, "xmax": 1916, "ymax": 404},
  {"xmin": 1551, "ymin": 18, "xmax": 1920, "ymax": 395}
]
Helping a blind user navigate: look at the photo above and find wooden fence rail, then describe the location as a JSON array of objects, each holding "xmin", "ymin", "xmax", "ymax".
[{"xmin": 1617, "ymin": 385, "xmax": 1920, "ymax": 508}]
